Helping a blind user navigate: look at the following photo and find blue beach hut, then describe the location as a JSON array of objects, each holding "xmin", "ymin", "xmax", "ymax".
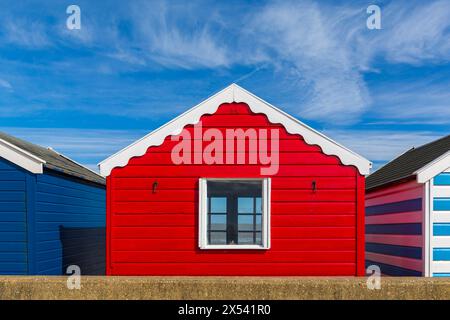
[{"xmin": 0, "ymin": 132, "xmax": 105, "ymax": 275}]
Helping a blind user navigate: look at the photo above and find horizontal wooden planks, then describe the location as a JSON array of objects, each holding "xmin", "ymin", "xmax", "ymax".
[
  {"xmin": 110, "ymin": 262, "xmax": 356, "ymax": 276},
  {"xmin": 112, "ymin": 238, "xmax": 355, "ymax": 251},
  {"xmin": 113, "ymin": 165, "xmax": 356, "ymax": 178},
  {"xmin": 112, "ymin": 177, "xmax": 356, "ymax": 190},
  {"xmin": 111, "ymin": 250, "xmax": 355, "ymax": 263},
  {"xmin": 0, "ymin": 158, "xmax": 28, "ymax": 275},
  {"xmin": 128, "ymin": 152, "xmax": 341, "ymax": 166},
  {"xmin": 34, "ymin": 171, "xmax": 106, "ymax": 275},
  {"xmin": 108, "ymin": 103, "xmax": 360, "ymax": 276},
  {"xmin": 112, "ymin": 189, "xmax": 355, "ymax": 202}
]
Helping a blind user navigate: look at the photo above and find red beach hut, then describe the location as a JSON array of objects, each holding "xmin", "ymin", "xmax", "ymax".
[{"xmin": 99, "ymin": 84, "xmax": 371, "ymax": 276}]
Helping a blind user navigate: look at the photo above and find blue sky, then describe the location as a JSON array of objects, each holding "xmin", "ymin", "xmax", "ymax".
[{"xmin": 0, "ymin": 0, "xmax": 449, "ymax": 171}]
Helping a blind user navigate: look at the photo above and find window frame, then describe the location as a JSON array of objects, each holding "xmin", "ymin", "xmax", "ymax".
[{"xmin": 198, "ymin": 178, "xmax": 271, "ymax": 250}]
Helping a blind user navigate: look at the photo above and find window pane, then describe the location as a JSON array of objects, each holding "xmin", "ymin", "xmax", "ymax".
[
  {"xmin": 210, "ymin": 214, "xmax": 226, "ymax": 231},
  {"xmin": 210, "ymin": 231, "xmax": 227, "ymax": 244},
  {"xmin": 210, "ymin": 197, "xmax": 226, "ymax": 213},
  {"xmin": 238, "ymin": 215, "xmax": 254, "ymax": 231},
  {"xmin": 255, "ymin": 232, "xmax": 262, "ymax": 245},
  {"xmin": 255, "ymin": 197, "xmax": 262, "ymax": 214},
  {"xmin": 238, "ymin": 197, "xmax": 254, "ymax": 213},
  {"xmin": 255, "ymin": 214, "xmax": 262, "ymax": 231},
  {"xmin": 238, "ymin": 232, "xmax": 254, "ymax": 244},
  {"xmin": 205, "ymin": 180, "xmax": 265, "ymax": 247}
]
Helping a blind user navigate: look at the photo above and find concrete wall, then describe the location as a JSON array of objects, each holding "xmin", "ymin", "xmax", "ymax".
[{"xmin": 0, "ymin": 276, "xmax": 449, "ymax": 300}]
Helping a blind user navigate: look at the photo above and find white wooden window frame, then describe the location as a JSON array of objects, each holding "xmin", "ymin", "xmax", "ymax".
[{"xmin": 198, "ymin": 178, "xmax": 271, "ymax": 250}]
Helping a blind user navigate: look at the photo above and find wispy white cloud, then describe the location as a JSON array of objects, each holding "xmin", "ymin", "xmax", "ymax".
[
  {"xmin": 0, "ymin": 0, "xmax": 449, "ymax": 126},
  {"xmin": 241, "ymin": 1, "xmax": 450, "ymax": 124},
  {"xmin": 129, "ymin": 1, "xmax": 231, "ymax": 69},
  {"xmin": 2, "ymin": 19, "xmax": 50, "ymax": 48},
  {"xmin": 353, "ymin": 0, "xmax": 450, "ymax": 67},
  {"xmin": 245, "ymin": 1, "xmax": 370, "ymax": 124},
  {"xmin": 0, "ymin": 78, "xmax": 12, "ymax": 89},
  {"xmin": 370, "ymin": 79, "xmax": 450, "ymax": 124},
  {"xmin": 324, "ymin": 129, "xmax": 444, "ymax": 169}
]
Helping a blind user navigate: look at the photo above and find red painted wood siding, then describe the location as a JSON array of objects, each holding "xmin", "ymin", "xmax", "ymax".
[{"xmin": 107, "ymin": 103, "xmax": 365, "ymax": 276}]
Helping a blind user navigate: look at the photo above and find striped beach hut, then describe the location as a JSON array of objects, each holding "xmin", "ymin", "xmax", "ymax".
[
  {"xmin": 365, "ymin": 135, "xmax": 450, "ymax": 276},
  {"xmin": 0, "ymin": 132, "xmax": 105, "ymax": 275}
]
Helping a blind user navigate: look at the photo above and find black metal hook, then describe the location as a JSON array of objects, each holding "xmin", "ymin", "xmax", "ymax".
[
  {"xmin": 312, "ymin": 180, "xmax": 317, "ymax": 192},
  {"xmin": 152, "ymin": 181, "xmax": 158, "ymax": 193}
]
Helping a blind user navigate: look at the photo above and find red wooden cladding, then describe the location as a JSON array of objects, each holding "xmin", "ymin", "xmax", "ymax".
[
  {"xmin": 356, "ymin": 173, "xmax": 366, "ymax": 276},
  {"xmin": 112, "ymin": 201, "xmax": 355, "ymax": 215},
  {"xmin": 271, "ymin": 202, "xmax": 356, "ymax": 214},
  {"xmin": 110, "ymin": 263, "xmax": 356, "ymax": 276},
  {"xmin": 112, "ymin": 177, "xmax": 356, "ymax": 190},
  {"xmin": 111, "ymin": 224, "xmax": 355, "ymax": 239},
  {"xmin": 111, "ymin": 251, "xmax": 355, "ymax": 263},
  {"xmin": 127, "ymin": 139, "xmax": 322, "ymax": 156},
  {"xmin": 111, "ymin": 239, "xmax": 356, "ymax": 251},
  {"xmin": 113, "ymin": 165, "xmax": 356, "ymax": 178},
  {"xmin": 127, "ymin": 152, "xmax": 341, "ymax": 165},
  {"xmin": 157, "ymin": 126, "xmax": 300, "ymax": 139},
  {"xmin": 107, "ymin": 102, "xmax": 365, "ymax": 276},
  {"xmin": 112, "ymin": 189, "xmax": 355, "ymax": 202},
  {"xmin": 111, "ymin": 214, "xmax": 355, "ymax": 228}
]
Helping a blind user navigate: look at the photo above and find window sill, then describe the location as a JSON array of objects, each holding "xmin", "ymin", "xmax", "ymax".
[{"xmin": 199, "ymin": 244, "xmax": 269, "ymax": 250}]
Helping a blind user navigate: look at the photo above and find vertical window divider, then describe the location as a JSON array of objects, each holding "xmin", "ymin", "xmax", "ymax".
[{"xmin": 253, "ymin": 196, "xmax": 256, "ymax": 244}]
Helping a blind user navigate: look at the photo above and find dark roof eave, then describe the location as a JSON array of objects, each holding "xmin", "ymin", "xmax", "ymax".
[{"xmin": 366, "ymin": 174, "xmax": 417, "ymax": 193}]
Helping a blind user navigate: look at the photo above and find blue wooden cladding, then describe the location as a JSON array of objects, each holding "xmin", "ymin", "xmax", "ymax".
[
  {"xmin": 365, "ymin": 223, "xmax": 422, "ymax": 235},
  {"xmin": 434, "ymin": 173, "xmax": 450, "ymax": 186},
  {"xmin": 433, "ymin": 223, "xmax": 450, "ymax": 236},
  {"xmin": 0, "ymin": 157, "xmax": 105, "ymax": 275},
  {"xmin": 365, "ymin": 243, "xmax": 422, "ymax": 259},
  {"xmin": 365, "ymin": 198, "xmax": 422, "ymax": 216},
  {"xmin": 433, "ymin": 248, "xmax": 450, "ymax": 261},
  {"xmin": 365, "ymin": 260, "xmax": 422, "ymax": 276},
  {"xmin": 0, "ymin": 159, "xmax": 27, "ymax": 274},
  {"xmin": 433, "ymin": 198, "xmax": 450, "ymax": 211}
]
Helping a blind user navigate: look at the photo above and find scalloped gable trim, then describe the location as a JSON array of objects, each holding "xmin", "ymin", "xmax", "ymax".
[{"xmin": 98, "ymin": 84, "xmax": 372, "ymax": 176}]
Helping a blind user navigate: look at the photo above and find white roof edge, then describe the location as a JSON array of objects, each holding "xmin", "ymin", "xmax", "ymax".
[
  {"xmin": 0, "ymin": 138, "xmax": 46, "ymax": 174},
  {"xmin": 49, "ymin": 147, "xmax": 103, "ymax": 178},
  {"xmin": 415, "ymin": 150, "xmax": 450, "ymax": 183},
  {"xmin": 99, "ymin": 83, "xmax": 372, "ymax": 177}
]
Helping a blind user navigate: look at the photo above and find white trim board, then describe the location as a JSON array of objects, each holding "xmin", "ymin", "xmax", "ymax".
[
  {"xmin": 416, "ymin": 151, "xmax": 450, "ymax": 183},
  {"xmin": 98, "ymin": 84, "xmax": 372, "ymax": 177},
  {"xmin": 0, "ymin": 138, "xmax": 45, "ymax": 174},
  {"xmin": 48, "ymin": 146, "xmax": 102, "ymax": 177}
]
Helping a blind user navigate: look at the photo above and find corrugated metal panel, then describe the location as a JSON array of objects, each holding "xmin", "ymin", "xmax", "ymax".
[
  {"xmin": 108, "ymin": 103, "xmax": 364, "ymax": 276},
  {"xmin": 34, "ymin": 172, "xmax": 106, "ymax": 275},
  {"xmin": 0, "ymin": 158, "xmax": 28, "ymax": 274}
]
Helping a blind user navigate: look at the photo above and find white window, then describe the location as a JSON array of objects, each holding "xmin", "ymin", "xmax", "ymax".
[{"xmin": 199, "ymin": 178, "xmax": 271, "ymax": 249}]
